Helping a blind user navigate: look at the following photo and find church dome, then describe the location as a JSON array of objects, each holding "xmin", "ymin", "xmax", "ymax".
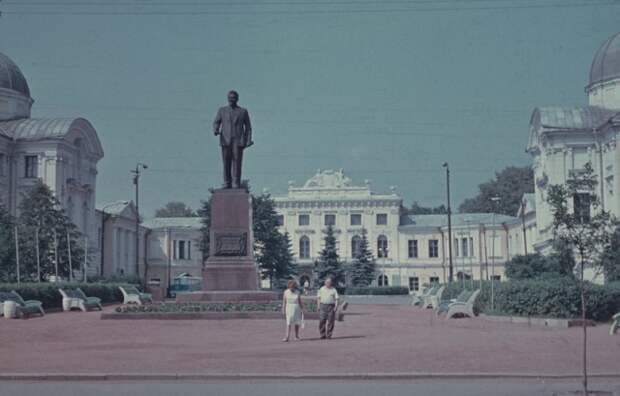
[
  {"xmin": 0, "ymin": 52, "xmax": 30, "ymax": 98},
  {"xmin": 589, "ymin": 32, "xmax": 620, "ymax": 88}
]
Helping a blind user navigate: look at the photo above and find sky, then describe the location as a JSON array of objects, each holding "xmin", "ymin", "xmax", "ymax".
[{"xmin": 0, "ymin": 0, "xmax": 619, "ymax": 217}]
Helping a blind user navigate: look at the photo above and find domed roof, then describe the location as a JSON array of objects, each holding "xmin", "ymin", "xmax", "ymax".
[
  {"xmin": 0, "ymin": 52, "xmax": 30, "ymax": 97},
  {"xmin": 589, "ymin": 32, "xmax": 620, "ymax": 88}
]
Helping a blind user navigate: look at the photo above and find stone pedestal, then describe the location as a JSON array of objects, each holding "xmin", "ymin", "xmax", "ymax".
[{"xmin": 176, "ymin": 188, "xmax": 277, "ymax": 303}]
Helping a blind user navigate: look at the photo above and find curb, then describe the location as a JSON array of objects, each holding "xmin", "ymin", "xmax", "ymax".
[{"xmin": 1, "ymin": 372, "xmax": 619, "ymax": 381}]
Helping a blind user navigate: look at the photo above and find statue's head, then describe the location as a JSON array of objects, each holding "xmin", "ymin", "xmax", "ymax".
[{"xmin": 228, "ymin": 90, "xmax": 239, "ymax": 106}]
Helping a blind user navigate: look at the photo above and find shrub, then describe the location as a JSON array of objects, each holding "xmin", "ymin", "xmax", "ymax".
[
  {"xmin": 0, "ymin": 282, "xmax": 137, "ymax": 309},
  {"xmin": 505, "ymin": 254, "xmax": 571, "ymax": 280},
  {"xmin": 442, "ymin": 278, "xmax": 620, "ymax": 321},
  {"xmin": 345, "ymin": 286, "xmax": 409, "ymax": 295}
]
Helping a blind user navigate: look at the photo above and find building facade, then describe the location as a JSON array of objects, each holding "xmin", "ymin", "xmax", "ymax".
[
  {"xmin": 273, "ymin": 169, "xmax": 518, "ymax": 291},
  {"xmin": 0, "ymin": 52, "xmax": 104, "ymax": 255}
]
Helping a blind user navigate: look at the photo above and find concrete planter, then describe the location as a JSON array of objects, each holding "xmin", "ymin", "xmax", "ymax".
[
  {"xmin": 480, "ymin": 314, "xmax": 596, "ymax": 329},
  {"xmin": 3, "ymin": 300, "xmax": 17, "ymax": 319},
  {"xmin": 101, "ymin": 311, "xmax": 322, "ymax": 320}
]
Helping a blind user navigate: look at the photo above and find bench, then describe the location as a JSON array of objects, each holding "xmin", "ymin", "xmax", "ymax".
[
  {"xmin": 436, "ymin": 289, "xmax": 472, "ymax": 315},
  {"xmin": 412, "ymin": 285, "xmax": 436, "ymax": 307},
  {"xmin": 59, "ymin": 288, "xmax": 103, "ymax": 312},
  {"xmin": 446, "ymin": 289, "xmax": 481, "ymax": 319},
  {"xmin": 119, "ymin": 286, "xmax": 153, "ymax": 305},
  {"xmin": 424, "ymin": 285, "xmax": 445, "ymax": 310},
  {"xmin": 0, "ymin": 291, "xmax": 45, "ymax": 318},
  {"xmin": 611, "ymin": 313, "xmax": 620, "ymax": 335}
]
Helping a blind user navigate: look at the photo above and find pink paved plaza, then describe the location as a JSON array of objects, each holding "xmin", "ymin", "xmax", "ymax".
[{"xmin": 1, "ymin": 304, "xmax": 619, "ymax": 376}]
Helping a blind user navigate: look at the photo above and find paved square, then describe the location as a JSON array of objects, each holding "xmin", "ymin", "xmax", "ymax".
[{"xmin": 1, "ymin": 304, "xmax": 618, "ymax": 376}]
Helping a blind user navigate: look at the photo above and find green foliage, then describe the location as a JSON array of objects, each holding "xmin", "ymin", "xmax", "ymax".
[
  {"xmin": 0, "ymin": 204, "xmax": 16, "ymax": 282},
  {"xmin": 154, "ymin": 201, "xmax": 198, "ymax": 218},
  {"xmin": 0, "ymin": 282, "xmax": 134, "ymax": 309},
  {"xmin": 253, "ymin": 193, "xmax": 297, "ymax": 288},
  {"xmin": 459, "ymin": 166, "xmax": 534, "ymax": 216},
  {"xmin": 197, "ymin": 196, "xmax": 211, "ymax": 260},
  {"xmin": 114, "ymin": 301, "xmax": 317, "ymax": 314},
  {"xmin": 348, "ymin": 228, "xmax": 376, "ymax": 287},
  {"xmin": 600, "ymin": 226, "xmax": 620, "ymax": 282},
  {"xmin": 442, "ymin": 279, "xmax": 620, "ymax": 321},
  {"xmin": 505, "ymin": 253, "xmax": 572, "ymax": 280},
  {"xmin": 314, "ymin": 225, "xmax": 345, "ymax": 288},
  {"xmin": 345, "ymin": 286, "xmax": 409, "ymax": 295},
  {"xmin": 87, "ymin": 273, "xmax": 142, "ymax": 285},
  {"xmin": 14, "ymin": 180, "xmax": 84, "ymax": 282},
  {"xmin": 404, "ymin": 201, "xmax": 447, "ymax": 215}
]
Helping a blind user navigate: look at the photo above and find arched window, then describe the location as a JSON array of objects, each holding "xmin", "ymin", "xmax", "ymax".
[
  {"xmin": 377, "ymin": 235, "xmax": 388, "ymax": 258},
  {"xmin": 299, "ymin": 236, "xmax": 310, "ymax": 259},
  {"xmin": 351, "ymin": 235, "xmax": 362, "ymax": 258},
  {"xmin": 378, "ymin": 274, "xmax": 389, "ymax": 287}
]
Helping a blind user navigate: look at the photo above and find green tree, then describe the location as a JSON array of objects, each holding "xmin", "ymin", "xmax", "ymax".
[
  {"xmin": 0, "ymin": 204, "xmax": 16, "ymax": 282},
  {"xmin": 459, "ymin": 166, "xmax": 534, "ymax": 216},
  {"xmin": 155, "ymin": 201, "xmax": 198, "ymax": 218},
  {"xmin": 349, "ymin": 228, "xmax": 376, "ymax": 286},
  {"xmin": 17, "ymin": 180, "xmax": 84, "ymax": 281},
  {"xmin": 504, "ymin": 253, "xmax": 570, "ymax": 280},
  {"xmin": 314, "ymin": 225, "xmax": 345, "ymax": 288},
  {"xmin": 546, "ymin": 161, "xmax": 617, "ymax": 395},
  {"xmin": 404, "ymin": 201, "xmax": 447, "ymax": 215},
  {"xmin": 270, "ymin": 232, "xmax": 298, "ymax": 289},
  {"xmin": 600, "ymin": 226, "xmax": 620, "ymax": 283},
  {"xmin": 197, "ymin": 196, "xmax": 211, "ymax": 261}
]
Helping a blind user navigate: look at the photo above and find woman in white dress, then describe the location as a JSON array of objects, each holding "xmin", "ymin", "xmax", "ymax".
[{"xmin": 282, "ymin": 280, "xmax": 304, "ymax": 342}]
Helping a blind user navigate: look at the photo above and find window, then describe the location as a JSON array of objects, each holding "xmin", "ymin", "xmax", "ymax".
[
  {"xmin": 408, "ymin": 240, "xmax": 418, "ymax": 258},
  {"xmin": 350, "ymin": 213, "xmax": 362, "ymax": 226},
  {"xmin": 0, "ymin": 153, "xmax": 4, "ymax": 176},
  {"xmin": 298, "ymin": 214, "xmax": 310, "ymax": 226},
  {"xmin": 461, "ymin": 238, "xmax": 469, "ymax": 257},
  {"xmin": 276, "ymin": 215, "xmax": 284, "ymax": 226},
  {"xmin": 24, "ymin": 155, "xmax": 37, "ymax": 178},
  {"xmin": 299, "ymin": 236, "xmax": 310, "ymax": 259},
  {"xmin": 453, "ymin": 238, "xmax": 459, "ymax": 257},
  {"xmin": 351, "ymin": 235, "xmax": 362, "ymax": 257},
  {"xmin": 469, "ymin": 237, "xmax": 474, "ymax": 257},
  {"xmin": 573, "ymin": 193, "xmax": 591, "ymax": 223},
  {"xmin": 429, "ymin": 276, "xmax": 440, "ymax": 285},
  {"xmin": 428, "ymin": 239, "xmax": 439, "ymax": 258},
  {"xmin": 409, "ymin": 276, "xmax": 419, "ymax": 292},
  {"xmin": 491, "ymin": 275, "xmax": 501, "ymax": 282},
  {"xmin": 324, "ymin": 214, "xmax": 336, "ymax": 226},
  {"xmin": 377, "ymin": 235, "xmax": 388, "ymax": 258},
  {"xmin": 378, "ymin": 274, "xmax": 389, "ymax": 287},
  {"xmin": 376, "ymin": 213, "xmax": 388, "ymax": 225},
  {"xmin": 173, "ymin": 240, "xmax": 192, "ymax": 260}
]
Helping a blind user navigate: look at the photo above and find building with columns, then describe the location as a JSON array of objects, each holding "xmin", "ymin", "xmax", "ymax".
[
  {"xmin": 273, "ymin": 169, "xmax": 518, "ymax": 290},
  {"xmin": 525, "ymin": 31, "xmax": 620, "ymax": 273},
  {"xmin": 0, "ymin": 52, "xmax": 104, "ymax": 266}
]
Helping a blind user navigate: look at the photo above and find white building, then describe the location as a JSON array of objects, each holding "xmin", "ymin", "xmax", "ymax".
[
  {"xmin": 0, "ymin": 52, "xmax": 104, "ymax": 253},
  {"xmin": 274, "ymin": 169, "xmax": 518, "ymax": 290},
  {"xmin": 526, "ymin": 31, "xmax": 620, "ymax": 265}
]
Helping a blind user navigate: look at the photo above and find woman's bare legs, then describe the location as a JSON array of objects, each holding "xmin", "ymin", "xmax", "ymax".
[
  {"xmin": 294, "ymin": 325, "xmax": 301, "ymax": 340},
  {"xmin": 282, "ymin": 324, "xmax": 291, "ymax": 342}
]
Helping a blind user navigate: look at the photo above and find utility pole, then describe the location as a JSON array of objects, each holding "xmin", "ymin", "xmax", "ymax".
[
  {"xmin": 521, "ymin": 198, "xmax": 528, "ymax": 255},
  {"xmin": 443, "ymin": 162, "xmax": 454, "ymax": 283},
  {"xmin": 14, "ymin": 226, "xmax": 20, "ymax": 287},
  {"xmin": 131, "ymin": 163, "xmax": 148, "ymax": 278}
]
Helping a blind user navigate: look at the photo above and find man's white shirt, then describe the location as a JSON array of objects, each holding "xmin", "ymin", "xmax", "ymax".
[{"xmin": 317, "ymin": 286, "xmax": 339, "ymax": 305}]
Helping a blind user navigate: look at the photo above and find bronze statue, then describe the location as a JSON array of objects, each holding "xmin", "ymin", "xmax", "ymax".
[{"xmin": 212, "ymin": 90, "xmax": 253, "ymax": 189}]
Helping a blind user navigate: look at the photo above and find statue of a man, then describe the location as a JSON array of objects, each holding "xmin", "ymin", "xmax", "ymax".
[{"xmin": 212, "ymin": 90, "xmax": 253, "ymax": 189}]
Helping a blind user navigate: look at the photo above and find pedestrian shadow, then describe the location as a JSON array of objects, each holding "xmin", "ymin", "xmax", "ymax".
[{"xmin": 301, "ymin": 335, "xmax": 366, "ymax": 341}]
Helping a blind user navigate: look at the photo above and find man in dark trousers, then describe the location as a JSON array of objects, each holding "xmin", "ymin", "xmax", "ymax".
[
  {"xmin": 317, "ymin": 277, "xmax": 339, "ymax": 339},
  {"xmin": 212, "ymin": 90, "xmax": 253, "ymax": 189}
]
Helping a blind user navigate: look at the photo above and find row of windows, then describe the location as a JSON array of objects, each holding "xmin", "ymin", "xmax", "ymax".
[
  {"xmin": 291, "ymin": 213, "xmax": 389, "ymax": 227},
  {"xmin": 298, "ymin": 235, "xmax": 441, "ymax": 259},
  {"xmin": 0, "ymin": 154, "xmax": 39, "ymax": 178}
]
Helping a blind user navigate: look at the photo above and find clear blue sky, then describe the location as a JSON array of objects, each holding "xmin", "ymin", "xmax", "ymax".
[{"xmin": 1, "ymin": 1, "xmax": 618, "ymax": 216}]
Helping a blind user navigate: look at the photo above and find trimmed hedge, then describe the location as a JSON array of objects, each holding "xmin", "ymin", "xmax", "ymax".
[
  {"xmin": 115, "ymin": 301, "xmax": 316, "ymax": 314},
  {"xmin": 441, "ymin": 279, "xmax": 620, "ymax": 321},
  {"xmin": 0, "ymin": 282, "xmax": 138, "ymax": 310},
  {"xmin": 345, "ymin": 286, "xmax": 410, "ymax": 295}
]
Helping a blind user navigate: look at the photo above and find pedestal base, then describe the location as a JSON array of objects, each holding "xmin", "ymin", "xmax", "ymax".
[{"xmin": 203, "ymin": 258, "xmax": 258, "ymax": 291}]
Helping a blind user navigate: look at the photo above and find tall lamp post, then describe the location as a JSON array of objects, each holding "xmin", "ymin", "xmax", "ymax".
[
  {"xmin": 490, "ymin": 196, "xmax": 501, "ymax": 311},
  {"xmin": 131, "ymin": 163, "xmax": 148, "ymax": 278},
  {"xmin": 442, "ymin": 162, "xmax": 454, "ymax": 283}
]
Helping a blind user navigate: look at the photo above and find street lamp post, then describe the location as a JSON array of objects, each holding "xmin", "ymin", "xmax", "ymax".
[
  {"xmin": 131, "ymin": 163, "xmax": 148, "ymax": 278},
  {"xmin": 490, "ymin": 196, "xmax": 501, "ymax": 311},
  {"xmin": 442, "ymin": 162, "xmax": 454, "ymax": 283}
]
